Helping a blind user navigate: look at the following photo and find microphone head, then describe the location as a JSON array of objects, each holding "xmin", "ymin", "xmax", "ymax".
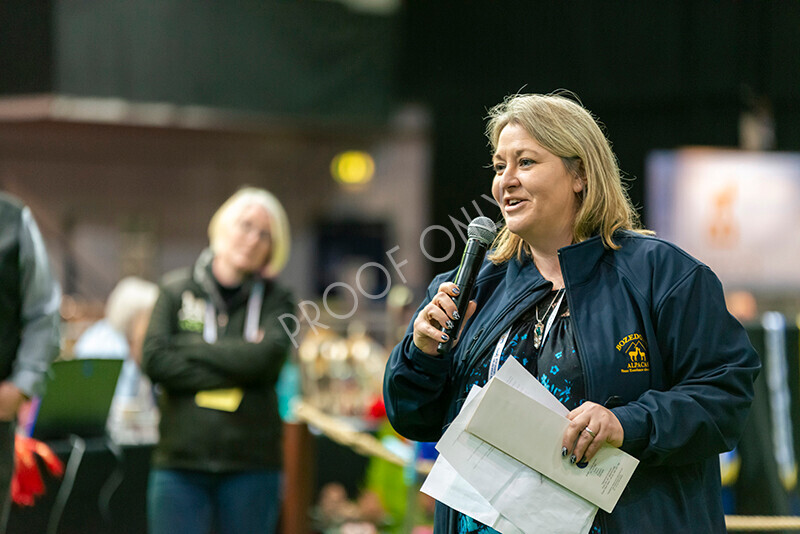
[{"xmin": 467, "ymin": 216, "xmax": 498, "ymax": 246}]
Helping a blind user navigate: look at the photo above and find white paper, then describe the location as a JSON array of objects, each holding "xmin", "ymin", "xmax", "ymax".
[
  {"xmin": 492, "ymin": 356, "xmax": 569, "ymax": 417},
  {"xmin": 423, "ymin": 384, "xmax": 597, "ymax": 534},
  {"xmin": 465, "ymin": 373, "xmax": 639, "ymax": 513},
  {"xmin": 421, "ymin": 456, "xmax": 524, "ymax": 534}
]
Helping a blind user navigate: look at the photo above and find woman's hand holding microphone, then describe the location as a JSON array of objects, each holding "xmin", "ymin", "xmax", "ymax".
[{"xmin": 413, "ymin": 282, "xmax": 477, "ymax": 356}]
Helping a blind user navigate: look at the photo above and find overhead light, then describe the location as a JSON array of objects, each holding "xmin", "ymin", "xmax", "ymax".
[{"xmin": 331, "ymin": 150, "xmax": 375, "ymax": 187}]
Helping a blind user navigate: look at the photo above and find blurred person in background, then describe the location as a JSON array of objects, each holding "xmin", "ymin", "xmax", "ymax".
[
  {"xmin": 142, "ymin": 187, "xmax": 294, "ymax": 534},
  {"xmin": 0, "ymin": 192, "xmax": 60, "ymax": 528},
  {"xmin": 74, "ymin": 276, "xmax": 160, "ymax": 444},
  {"xmin": 384, "ymin": 92, "xmax": 760, "ymax": 533}
]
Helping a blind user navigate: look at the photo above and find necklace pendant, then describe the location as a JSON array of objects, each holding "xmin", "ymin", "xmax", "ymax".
[{"xmin": 533, "ymin": 322, "xmax": 543, "ymax": 349}]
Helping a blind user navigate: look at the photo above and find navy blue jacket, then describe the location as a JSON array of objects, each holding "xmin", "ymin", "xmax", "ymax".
[{"xmin": 384, "ymin": 232, "xmax": 760, "ymax": 533}]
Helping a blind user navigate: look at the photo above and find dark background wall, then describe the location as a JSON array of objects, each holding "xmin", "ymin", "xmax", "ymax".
[
  {"xmin": 397, "ymin": 0, "xmax": 800, "ymax": 266},
  {"xmin": 0, "ymin": 0, "xmax": 53, "ymax": 94},
  {"xmin": 2, "ymin": 0, "xmax": 799, "ymax": 271},
  {"xmin": 0, "ymin": 0, "xmax": 399, "ymax": 123}
]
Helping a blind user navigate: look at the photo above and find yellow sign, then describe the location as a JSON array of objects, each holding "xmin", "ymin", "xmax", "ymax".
[{"xmin": 195, "ymin": 388, "xmax": 244, "ymax": 412}]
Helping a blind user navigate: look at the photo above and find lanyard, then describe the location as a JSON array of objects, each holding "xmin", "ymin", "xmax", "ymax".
[
  {"xmin": 203, "ymin": 280, "xmax": 265, "ymax": 343},
  {"xmin": 488, "ymin": 290, "xmax": 565, "ymax": 380}
]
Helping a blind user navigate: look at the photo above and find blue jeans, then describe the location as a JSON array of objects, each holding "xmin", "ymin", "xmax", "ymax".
[{"xmin": 147, "ymin": 468, "xmax": 282, "ymax": 534}]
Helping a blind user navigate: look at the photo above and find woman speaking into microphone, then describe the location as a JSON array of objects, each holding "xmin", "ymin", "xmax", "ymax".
[{"xmin": 383, "ymin": 91, "xmax": 759, "ymax": 534}]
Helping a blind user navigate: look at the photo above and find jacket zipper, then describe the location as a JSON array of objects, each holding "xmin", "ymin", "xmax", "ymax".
[
  {"xmin": 558, "ymin": 250, "xmax": 592, "ymax": 402},
  {"xmin": 456, "ymin": 329, "xmax": 485, "ymax": 370},
  {"xmin": 456, "ymin": 284, "xmax": 541, "ymax": 382}
]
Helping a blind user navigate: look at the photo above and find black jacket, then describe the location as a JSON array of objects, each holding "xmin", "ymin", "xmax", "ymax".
[
  {"xmin": 384, "ymin": 232, "xmax": 760, "ymax": 533},
  {"xmin": 143, "ymin": 250, "xmax": 295, "ymax": 472}
]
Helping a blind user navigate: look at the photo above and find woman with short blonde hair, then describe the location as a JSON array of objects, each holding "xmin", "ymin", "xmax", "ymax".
[
  {"xmin": 143, "ymin": 186, "xmax": 295, "ymax": 534},
  {"xmin": 208, "ymin": 186, "xmax": 291, "ymax": 278}
]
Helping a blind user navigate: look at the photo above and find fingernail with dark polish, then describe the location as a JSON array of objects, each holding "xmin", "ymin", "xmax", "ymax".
[
  {"xmin": 441, "ymin": 333, "xmax": 449, "ymax": 341},
  {"xmin": 570, "ymin": 455, "xmax": 577, "ymax": 464},
  {"xmin": 453, "ymin": 311, "xmax": 460, "ymax": 320},
  {"xmin": 452, "ymin": 286, "xmax": 460, "ymax": 295},
  {"xmin": 561, "ymin": 447, "xmax": 568, "ymax": 457},
  {"xmin": 577, "ymin": 459, "xmax": 589, "ymax": 469},
  {"xmin": 445, "ymin": 320, "xmax": 454, "ymax": 330}
]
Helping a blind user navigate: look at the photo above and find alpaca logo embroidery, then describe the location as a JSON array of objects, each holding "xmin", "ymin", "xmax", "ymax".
[
  {"xmin": 617, "ymin": 333, "xmax": 649, "ymax": 373},
  {"xmin": 178, "ymin": 291, "xmax": 205, "ymax": 333}
]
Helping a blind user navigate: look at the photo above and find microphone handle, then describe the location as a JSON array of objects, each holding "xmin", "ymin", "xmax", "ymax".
[{"xmin": 437, "ymin": 240, "xmax": 487, "ymax": 354}]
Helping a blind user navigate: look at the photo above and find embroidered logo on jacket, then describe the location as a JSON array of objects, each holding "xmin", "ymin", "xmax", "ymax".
[
  {"xmin": 616, "ymin": 333, "xmax": 649, "ymax": 373},
  {"xmin": 178, "ymin": 291, "xmax": 205, "ymax": 333}
]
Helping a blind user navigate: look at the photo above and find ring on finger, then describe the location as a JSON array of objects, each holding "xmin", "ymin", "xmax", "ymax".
[{"xmin": 583, "ymin": 427, "xmax": 596, "ymax": 438}]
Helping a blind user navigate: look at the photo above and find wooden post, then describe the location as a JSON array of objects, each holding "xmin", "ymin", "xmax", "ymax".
[{"xmin": 281, "ymin": 422, "xmax": 315, "ymax": 534}]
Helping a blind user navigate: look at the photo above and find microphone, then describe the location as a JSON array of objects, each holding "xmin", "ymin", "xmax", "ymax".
[{"xmin": 437, "ymin": 216, "xmax": 497, "ymax": 354}]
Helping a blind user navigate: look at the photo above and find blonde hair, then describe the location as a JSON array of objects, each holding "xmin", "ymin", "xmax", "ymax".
[
  {"xmin": 485, "ymin": 91, "xmax": 651, "ymax": 263},
  {"xmin": 208, "ymin": 187, "xmax": 291, "ymax": 277},
  {"xmin": 105, "ymin": 276, "xmax": 159, "ymax": 338}
]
